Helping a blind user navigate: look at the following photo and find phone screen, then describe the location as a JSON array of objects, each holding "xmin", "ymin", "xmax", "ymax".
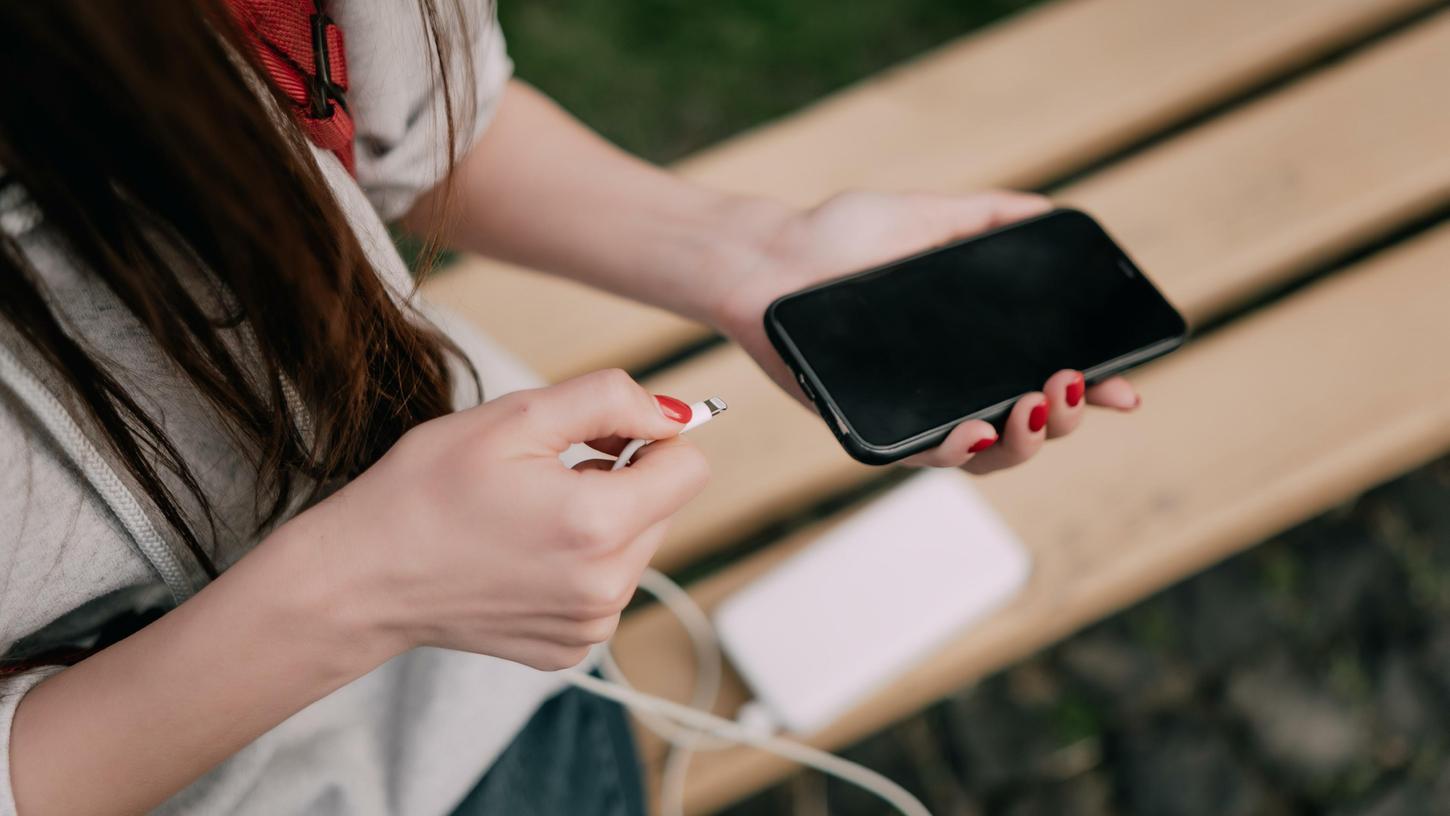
[{"xmin": 769, "ymin": 209, "xmax": 1186, "ymax": 449}]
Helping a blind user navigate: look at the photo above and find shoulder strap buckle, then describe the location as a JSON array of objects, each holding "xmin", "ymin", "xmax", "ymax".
[{"xmin": 307, "ymin": 12, "xmax": 348, "ymax": 119}]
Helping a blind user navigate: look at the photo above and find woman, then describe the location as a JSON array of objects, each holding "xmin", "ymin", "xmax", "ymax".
[{"xmin": 0, "ymin": 1, "xmax": 1140, "ymax": 814}]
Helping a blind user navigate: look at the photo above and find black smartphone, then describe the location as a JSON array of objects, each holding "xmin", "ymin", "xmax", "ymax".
[{"xmin": 764, "ymin": 208, "xmax": 1188, "ymax": 465}]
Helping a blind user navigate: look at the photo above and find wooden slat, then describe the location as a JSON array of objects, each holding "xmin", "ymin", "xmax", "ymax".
[
  {"xmin": 420, "ymin": 266, "xmax": 700, "ymax": 382},
  {"xmin": 614, "ymin": 222, "xmax": 1450, "ymax": 813},
  {"xmin": 1060, "ymin": 12, "xmax": 1450, "ymax": 322},
  {"xmin": 421, "ymin": 0, "xmax": 1438, "ymax": 382},
  {"xmin": 644, "ymin": 13, "xmax": 1450, "ymax": 571}
]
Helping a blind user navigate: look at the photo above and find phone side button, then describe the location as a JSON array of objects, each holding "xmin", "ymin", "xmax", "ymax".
[{"xmin": 796, "ymin": 371, "xmax": 818, "ymax": 402}]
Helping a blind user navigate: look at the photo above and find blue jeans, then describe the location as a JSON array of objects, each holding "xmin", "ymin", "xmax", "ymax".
[{"xmin": 449, "ymin": 684, "xmax": 647, "ymax": 816}]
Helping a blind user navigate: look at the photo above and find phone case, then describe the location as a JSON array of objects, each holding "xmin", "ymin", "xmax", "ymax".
[{"xmin": 764, "ymin": 209, "xmax": 1189, "ymax": 466}]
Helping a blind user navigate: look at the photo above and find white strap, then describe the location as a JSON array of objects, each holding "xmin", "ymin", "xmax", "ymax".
[{"xmin": 0, "ymin": 343, "xmax": 194, "ymax": 603}]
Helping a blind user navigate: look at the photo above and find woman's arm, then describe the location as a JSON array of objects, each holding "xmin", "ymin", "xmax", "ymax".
[
  {"xmin": 405, "ymin": 80, "xmax": 1141, "ymax": 472},
  {"xmin": 8, "ymin": 370, "xmax": 707, "ymax": 816},
  {"xmin": 8, "ymin": 525, "xmax": 394, "ymax": 816},
  {"xmin": 402, "ymin": 79, "xmax": 790, "ymax": 328}
]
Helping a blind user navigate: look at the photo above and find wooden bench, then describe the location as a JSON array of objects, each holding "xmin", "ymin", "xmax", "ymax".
[
  {"xmin": 422, "ymin": 0, "xmax": 1438, "ymax": 382},
  {"xmin": 421, "ymin": 0, "xmax": 1450, "ymax": 811},
  {"xmin": 638, "ymin": 10, "xmax": 1450, "ymax": 572},
  {"xmin": 614, "ymin": 225, "xmax": 1450, "ymax": 811}
]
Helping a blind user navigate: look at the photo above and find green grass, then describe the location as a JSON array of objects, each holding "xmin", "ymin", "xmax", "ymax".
[{"xmin": 501, "ymin": 0, "xmax": 1042, "ymax": 163}]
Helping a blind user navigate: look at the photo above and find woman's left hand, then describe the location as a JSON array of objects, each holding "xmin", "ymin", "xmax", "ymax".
[{"xmin": 710, "ymin": 189, "xmax": 1141, "ymax": 474}]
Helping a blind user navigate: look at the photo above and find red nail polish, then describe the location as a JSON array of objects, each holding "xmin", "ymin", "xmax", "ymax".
[
  {"xmin": 654, "ymin": 395, "xmax": 692, "ymax": 423},
  {"xmin": 1066, "ymin": 376, "xmax": 1084, "ymax": 408},
  {"xmin": 1029, "ymin": 401, "xmax": 1049, "ymax": 433},
  {"xmin": 968, "ymin": 436, "xmax": 997, "ymax": 453}
]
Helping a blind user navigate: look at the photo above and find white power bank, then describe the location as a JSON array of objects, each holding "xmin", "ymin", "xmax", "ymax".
[{"xmin": 713, "ymin": 470, "xmax": 1031, "ymax": 735}]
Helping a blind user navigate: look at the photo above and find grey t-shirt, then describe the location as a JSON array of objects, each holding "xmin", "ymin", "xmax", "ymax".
[{"xmin": 0, "ymin": 4, "xmax": 572, "ymax": 814}]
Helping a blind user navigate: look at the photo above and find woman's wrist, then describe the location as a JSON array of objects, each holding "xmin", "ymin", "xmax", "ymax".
[
  {"xmin": 257, "ymin": 507, "xmax": 412, "ymax": 681},
  {"xmin": 659, "ymin": 189, "xmax": 796, "ymax": 332},
  {"xmin": 8, "ymin": 507, "xmax": 407, "ymax": 816}
]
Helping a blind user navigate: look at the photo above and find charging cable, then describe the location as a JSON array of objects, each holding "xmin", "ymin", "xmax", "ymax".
[
  {"xmin": 564, "ymin": 568, "xmax": 930, "ymax": 816},
  {"xmin": 612, "ymin": 397, "xmax": 729, "ymax": 471},
  {"xmin": 566, "ymin": 397, "xmax": 932, "ymax": 816}
]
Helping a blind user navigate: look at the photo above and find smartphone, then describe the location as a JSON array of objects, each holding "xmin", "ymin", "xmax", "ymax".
[{"xmin": 764, "ymin": 208, "xmax": 1187, "ymax": 465}]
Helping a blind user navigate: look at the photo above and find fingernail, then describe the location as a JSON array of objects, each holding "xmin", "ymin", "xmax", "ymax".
[
  {"xmin": 654, "ymin": 395, "xmax": 692, "ymax": 423},
  {"xmin": 968, "ymin": 435, "xmax": 997, "ymax": 453},
  {"xmin": 1029, "ymin": 401, "xmax": 1049, "ymax": 433},
  {"xmin": 1066, "ymin": 375, "xmax": 1084, "ymax": 408}
]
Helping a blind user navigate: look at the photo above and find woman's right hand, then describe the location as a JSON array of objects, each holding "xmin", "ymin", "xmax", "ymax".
[
  {"xmin": 8, "ymin": 368, "xmax": 703, "ymax": 816},
  {"xmin": 284, "ymin": 368, "xmax": 710, "ymax": 671}
]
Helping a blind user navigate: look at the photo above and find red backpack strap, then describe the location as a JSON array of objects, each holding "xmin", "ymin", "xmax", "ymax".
[{"xmin": 226, "ymin": 0, "xmax": 356, "ymax": 174}]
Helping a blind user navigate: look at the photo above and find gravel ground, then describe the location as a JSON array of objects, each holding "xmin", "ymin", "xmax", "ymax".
[{"xmin": 723, "ymin": 454, "xmax": 1450, "ymax": 815}]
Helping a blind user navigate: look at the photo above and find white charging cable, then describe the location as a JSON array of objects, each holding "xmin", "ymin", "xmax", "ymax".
[
  {"xmin": 594, "ymin": 567, "xmax": 730, "ymax": 816},
  {"xmin": 564, "ymin": 568, "xmax": 930, "ymax": 816},
  {"xmin": 612, "ymin": 397, "xmax": 729, "ymax": 471},
  {"xmin": 567, "ymin": 397, "xmax": 932, "ymax": 816}
]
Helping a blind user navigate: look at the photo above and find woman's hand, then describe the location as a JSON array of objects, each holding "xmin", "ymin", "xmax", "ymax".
[
  {"xmin": 710, "ymin": 189, "xmax": 1141, "ymax": 473},
  {"xmin": 420, "ymin": 87, "xmax": 1134, "ymax": 475},
  {"xmin": 9, "ymin": 369, "xmax": 705, "ymax": 816},
  {"xmin": 287, "ymin": 368, "xmax": 710, "ymax": 671}
]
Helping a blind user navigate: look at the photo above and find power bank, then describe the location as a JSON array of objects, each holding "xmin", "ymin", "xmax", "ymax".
[{"xmin": 713, "ymin": 470, "xmax": 1031, "ymax": 734}]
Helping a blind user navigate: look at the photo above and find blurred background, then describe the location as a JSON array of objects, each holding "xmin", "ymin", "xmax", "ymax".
[
  {"xmin": 503, "ymin": 0, "xmax": 1038, "ymax": 163},
  {"xmin": 494, "ymin": 2, "xmax": 1450, "ymax": 814}
]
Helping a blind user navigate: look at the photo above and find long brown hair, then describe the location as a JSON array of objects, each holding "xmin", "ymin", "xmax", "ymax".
[{"xmin": 0, "ymin": 1, "xmax": 476, "ymax": 577}]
